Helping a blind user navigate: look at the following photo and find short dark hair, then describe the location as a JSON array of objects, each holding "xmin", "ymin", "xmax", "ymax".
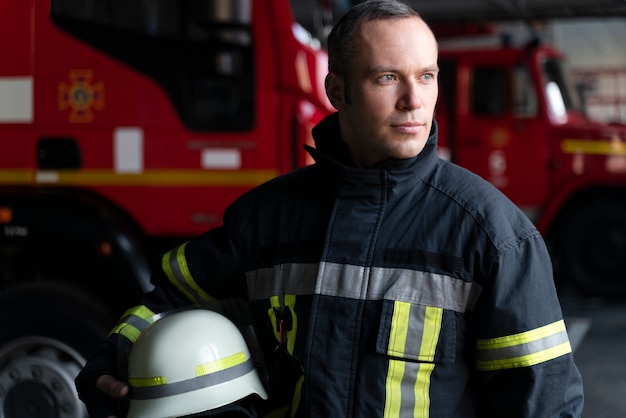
[{"xmin": 327, "ymin": 0, "xmax": 420, "ymax": 77}]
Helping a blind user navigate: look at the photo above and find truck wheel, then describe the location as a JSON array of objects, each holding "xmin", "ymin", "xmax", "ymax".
[
  {"xmin": 0, "ymin": 283, "xmax": 116, "ymax": 418},
  {"xmin": 553, "ymin": 198, "xmax": 626, "ymax": 298}
]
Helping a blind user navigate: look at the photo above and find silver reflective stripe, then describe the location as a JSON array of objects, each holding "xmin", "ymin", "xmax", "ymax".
[
  {"xmin": 364, "ymin": 266, "xmax": 481, "ymax": 312},
  {"xmin": 162, "ymin": 243, "xmax": 215, "ymax": 305},
  {"xmin": 130, "ymin": 357, "xmax": 255, "ymax": 400},
  {"xmin": 476, "ymin": 320, "xmax": 573, "ymax": 370},
  {"xmin": 109, "ymin": 306, "xmax": 157, "ymax": 341},
  {"xmin": 477, "ymin": 329, "xmax": 570, "ymax": 362},
  {"xmin": 247, "ymin": 262, "xmax": 482, "ymax": 312},
  {"xmin": 246, "ymin": 263, "xmax": 318, "ymax": 301},
  {"xmin": 385, "ymin": 359, "xmax": 435, "ymax": 417},
  {"xmin": 122, "ymin": 314, "xmax": 152, "ymax": 331},
  {"xmin": 163, "ymin": 244, "xmax": 198, "ymax": 303}
]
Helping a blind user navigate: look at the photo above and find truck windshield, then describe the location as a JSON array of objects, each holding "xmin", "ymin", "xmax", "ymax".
[
  {"xmin": 50, "ymin": 0, "xmax": 254, "ymax": 132},
  {"xmin": 542, "ymin": 58, "xmax": 583, "ymax": 120}
]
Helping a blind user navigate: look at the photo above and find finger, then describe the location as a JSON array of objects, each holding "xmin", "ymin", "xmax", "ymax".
[{"xmin": 96, "ymin": 375, "xmax": 129, "ymax": 399}]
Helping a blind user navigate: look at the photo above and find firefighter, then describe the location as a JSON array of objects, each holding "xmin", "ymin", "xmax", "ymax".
[
  {"xmin": 76, "ymin": 1, "xmax": 584, "ymax": 416},
  {"xmin": 124, "ymin": 309, "xmax": 267, "ymax": 418}
]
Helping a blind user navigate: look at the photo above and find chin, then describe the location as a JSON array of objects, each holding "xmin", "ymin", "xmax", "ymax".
[{"xmin": 398, "ymin": 143, "xmax": 427, "ymax": 159}]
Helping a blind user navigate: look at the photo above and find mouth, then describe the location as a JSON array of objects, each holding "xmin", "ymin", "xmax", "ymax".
[{"xmin": 392, "ymin": 122, "xmax": 426, "ymax": 134}]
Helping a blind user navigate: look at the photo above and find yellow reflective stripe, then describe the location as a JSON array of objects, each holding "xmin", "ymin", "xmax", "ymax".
[
  {"xmin": 419, "ymin": 306, "xmax": 443, "ymax": 362},
  {"xmin": 267, "ymin": 294, "xmax": 297, "ymax": 354},
  {"xmin": 109, "ymin": 321, "xmax": 134, "ymax": 337},
  {"xmin": 163, "ymin": 244, "xmax": 197, "ymax": 303},
  {"xmin": 0, "ymin": 168, "xmax": 279, "ymax": 187},
  {"xmin": 477, "ymin": 342, "xmax": 572, "ymax": 371},
  {"xmin": 130, "ymin": 352, "xmax": 247, "ymax": 391},
  {"xmin": 476, "ymin": 319, "xmax": 566, "ymax": 350},
  {"xmin": 562, "ymin": 138, "xmax": 626, "ymax": 156},
  {"xmin": 384, "ymin": 302, "xmax": 410, "ymax": 416},
  {"xmin": 117, "ymin": 325, "xmax": 141, "ymax": 343},
  {"xmin": 131, "ymin": 358, "xmax": 256, "ymax": 400},
  {"xmin": 268, "ymin": 298, "xmax": 280, "ymax": 342},
  {"xmin": 162, "ymin": 243, "xmax": 216, "ymax": 305},
  {"xmin": 129, "ymin": 376, "xmax": 167, "ymax": 388},
  {"xmin": 126, "ymin": 305, "xmax": 156, "ymax": 321},
  {"xmin": 414, "ymin": 363, "xmax": 435, "ymax": 418},
  {"xmin": 196, "ymin": 351, "xmax": 247, "ymax": 376},
  {"xmin": 284, "ymin": 294, "xmax": 297, "ymax": 355},
  {"xmin": 108, "ymin": 305, "xmax": 156, "ymax": 342},
  {"xmin": 413, "ymin": 307, "xmax": 441, "ymax": 417},
  {"xmin": 387, "ymin": 301, "xmax": 410, "ymax": 357},
  {"xmin": 267, "ymin": 295, "xmax": 300, "ymax": 417},
  {"xmin": 291, "ymin": 374, "xmax": 304, "ymax": 418},
  {"xmin": 476, "ymin": 320, "xmax": 572, "ymax": 371},
  {"xmin": 384, "ymin": 303, "xmax": 442, "ymax": 417},
  {"xmin": 384, "ymin": 359, "xmax": 405, "ymax": 418}
]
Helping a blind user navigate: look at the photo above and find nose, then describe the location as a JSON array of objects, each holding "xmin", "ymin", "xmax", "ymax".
[{"xmin": 397, "ymin": 80, "xmax": 422, "ymax": 111}]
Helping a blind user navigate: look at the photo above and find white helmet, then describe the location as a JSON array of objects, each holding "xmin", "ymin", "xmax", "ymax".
[{"xmin": 126, "ymin": 309, "xmax": 268, "ymax": 418}]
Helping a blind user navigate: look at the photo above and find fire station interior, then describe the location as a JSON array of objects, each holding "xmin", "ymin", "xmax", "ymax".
[{"xmin": 2, "ymin": 1, "xmax": 626, "ymax": 417}]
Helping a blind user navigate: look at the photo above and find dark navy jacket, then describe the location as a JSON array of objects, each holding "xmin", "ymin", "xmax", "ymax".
[{"xmin": 77, "ymin": 113, "xmax": 584, "ymax": 418}]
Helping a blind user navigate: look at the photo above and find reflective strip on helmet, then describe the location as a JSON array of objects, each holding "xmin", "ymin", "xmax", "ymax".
[
  {"xmin": 196, "ymin": 351, "xmax": 247, "ymax": 376},
  {"xmin": 129, "ymin": 355, "xmax": 255, "ymax": 400},
  {"xmin": 128, "ymin": 376, "xmax": 168, "ymax": 387},
  {"xmin": 162, "ymin": 242, "xmax": 217, "ymax": 305},
  {"xmin": 108, "ymin": 305, "xmax": 156, "ymax": 343},
  {"xmin": 475, "ymin": 319, "xmax": 572, "ymax": 371},
  {"xmin": 384, "ymin": 302, "xmax": 441, "ymax": 417},
  {"xmin": 247, "ymin": 262, "xmax": 481, "ymax": 313}
]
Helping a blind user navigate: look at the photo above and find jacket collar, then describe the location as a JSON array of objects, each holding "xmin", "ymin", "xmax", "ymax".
[{"xmin": 305, "ymin": 113, "xmax": 439, "ymax": 199}]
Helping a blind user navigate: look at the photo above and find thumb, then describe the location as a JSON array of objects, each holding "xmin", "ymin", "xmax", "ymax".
[{"xmin": 96, "ymin": 374, "xmax": 129, "ymax": 399}]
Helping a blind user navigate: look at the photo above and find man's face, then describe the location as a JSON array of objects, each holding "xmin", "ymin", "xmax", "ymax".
[{"xmin": 326, "ymin": 17, "xmax": 439, "ymax": 168}]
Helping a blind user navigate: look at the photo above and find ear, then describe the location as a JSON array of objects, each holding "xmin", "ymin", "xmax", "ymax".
[{"xmin": 325, "ymin": 72, "xmax": 345, "ymax": 110}]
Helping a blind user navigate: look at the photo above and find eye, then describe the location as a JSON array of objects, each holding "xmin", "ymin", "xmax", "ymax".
[{"xmin": 379, "ymin": 74, "xmax": 396, "ymax": 83}]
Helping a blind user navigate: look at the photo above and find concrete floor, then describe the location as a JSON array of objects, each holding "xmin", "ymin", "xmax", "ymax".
[{"xmin": 561, "ymin": 292, "xmax": 626, "ymax": 418}]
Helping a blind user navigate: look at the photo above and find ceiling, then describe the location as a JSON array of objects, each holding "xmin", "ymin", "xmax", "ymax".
[
  {"xmin": 405, "ymin": 0, "xmax": 626, "ymax": 22},
  {"xmin": 294, "ymin": 0, "xmax": 626, "ymax": 41}
]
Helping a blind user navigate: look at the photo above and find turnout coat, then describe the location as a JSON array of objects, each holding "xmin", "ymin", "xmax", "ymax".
[{"xmin": 77, "ymin": 113, "xmax": 583, "ymax": 418}]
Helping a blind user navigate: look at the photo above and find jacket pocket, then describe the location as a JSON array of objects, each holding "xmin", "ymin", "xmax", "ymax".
[{"xmin": 376, "ymin": 299, "xmax": 456, "ymax": 363}]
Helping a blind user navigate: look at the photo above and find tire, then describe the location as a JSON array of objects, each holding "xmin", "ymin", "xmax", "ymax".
[
  {"xmin": 553, "ymin": 198, "xmax": 626, "ymax": 298},
  {"xmin": 0, "ymin": 282, "xmax": 116, "ymax": 418}
]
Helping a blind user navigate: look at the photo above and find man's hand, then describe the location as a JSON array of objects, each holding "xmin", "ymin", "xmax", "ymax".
[
  {"xmin": 96, "ymin": 374, "xmax": 129, "ymax": 399},
  {"xmin": 94, "ymin": 375, "xmax": 129, "ymax": 418}
]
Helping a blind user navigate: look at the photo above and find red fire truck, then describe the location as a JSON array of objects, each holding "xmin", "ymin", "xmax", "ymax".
[
  {"xmin": 435, "ymin": 32, "xmax": 626, "ymax": 301},
  {"xmin": 0, "ymin": 0, "xmax": 331, "ymax": 416}
]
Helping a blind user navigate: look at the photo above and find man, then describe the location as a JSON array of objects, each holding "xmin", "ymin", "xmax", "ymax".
[{"xmin": 76, "ymin": 1, "xmax": 584, "ymax": 417}]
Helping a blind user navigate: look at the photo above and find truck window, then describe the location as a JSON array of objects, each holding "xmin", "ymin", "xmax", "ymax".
[
  {"xmin": 512, "ymin": 65, "xmax": 538, "ymax": 118},
  {"xmin": 471, "ymin": 67, "xmax": 506, "ymax": 117},
  {"xmin": 542, "ymin": 58, "xmax": 582, "ymax": 116},
  {"xmin": 50, "ymin": 0, "xmax": 254, "ymax": 132}
]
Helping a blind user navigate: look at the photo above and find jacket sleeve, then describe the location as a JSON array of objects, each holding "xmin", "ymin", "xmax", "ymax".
[
  {"xmin": 74, "ymin": 274, "xmax": 212, "ymax": 417},
  {"xmin": 76, "ymin": 204, "xmax": 248, "ymax": 417},
  {"xmin": 472, "ymin": 232, "xmax": 584, "ymax": 417}
]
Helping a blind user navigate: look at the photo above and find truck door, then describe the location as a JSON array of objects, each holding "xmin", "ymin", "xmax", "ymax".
[{"xmin": 453, "ymin": 61, "xmax": 549, "ymax": 212}]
